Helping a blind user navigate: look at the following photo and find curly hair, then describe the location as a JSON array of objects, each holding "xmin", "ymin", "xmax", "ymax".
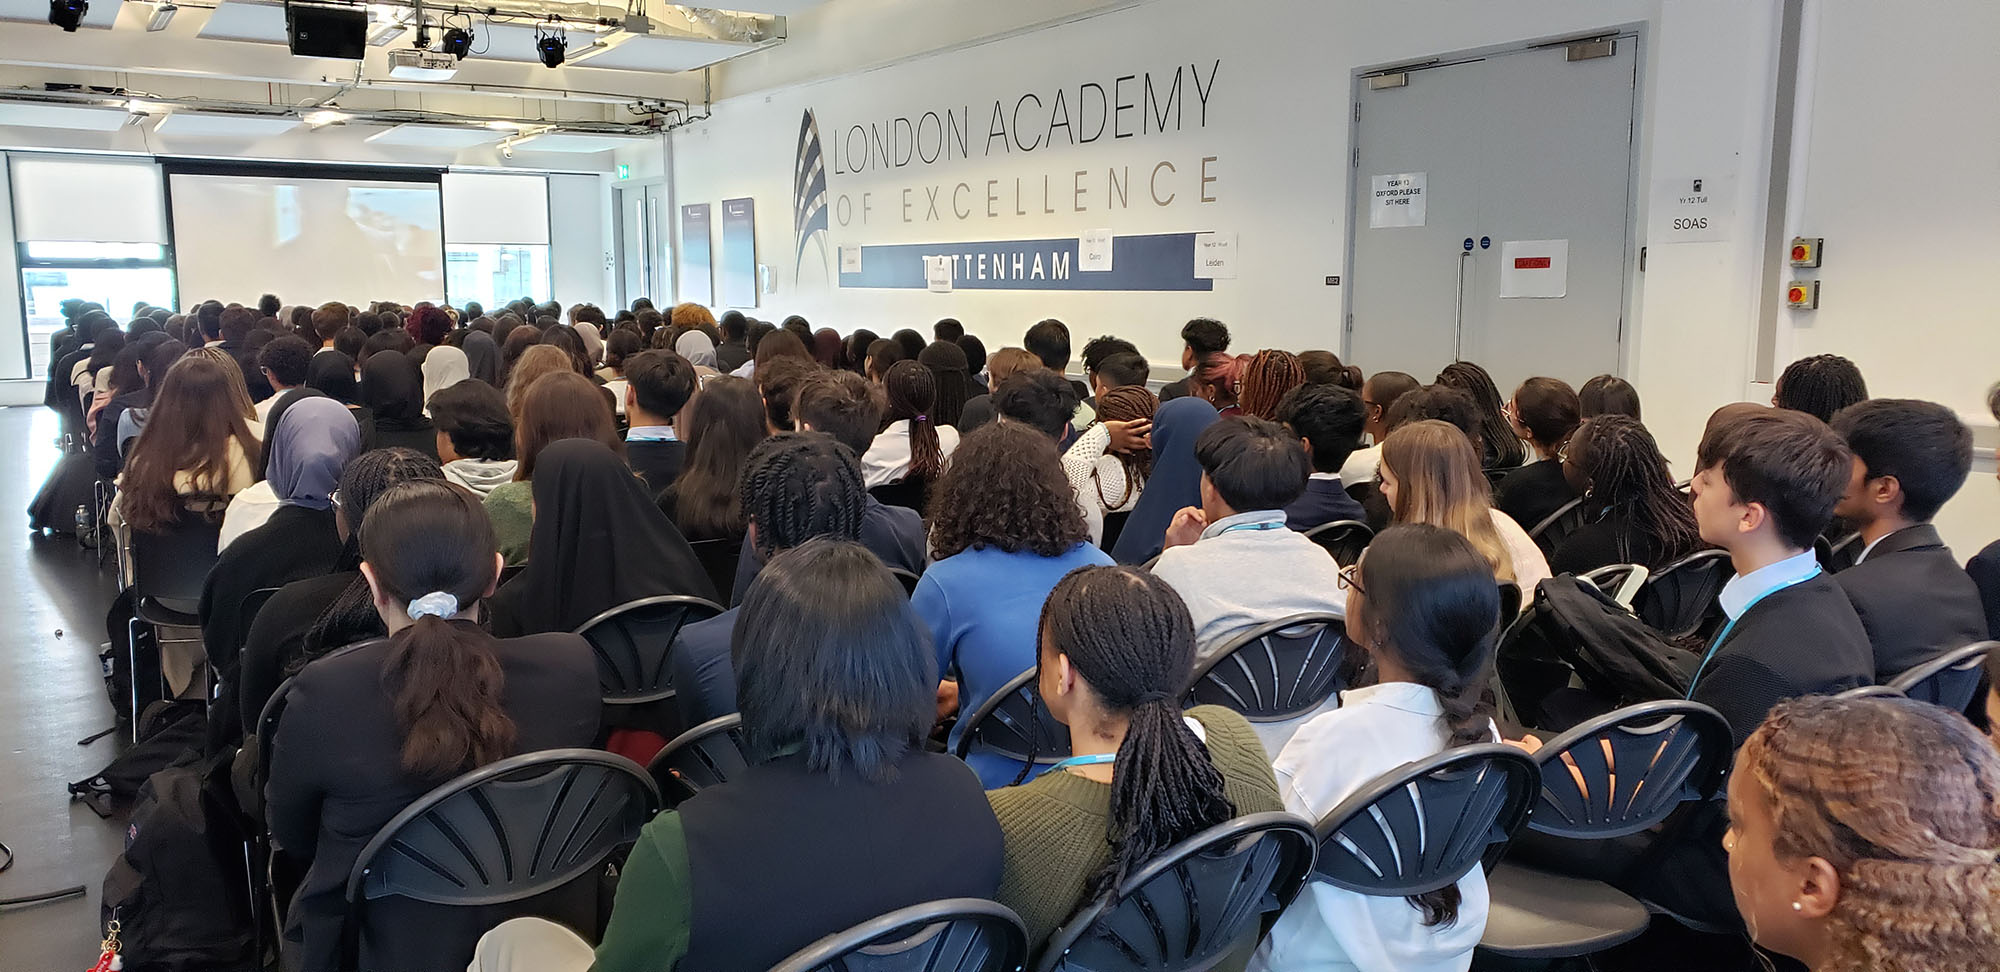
[
  {"xmin": 1774, "ymin": 354, "xmax": 1868, "ymax": 423},
  {"xmin": 1235, "ymin": 349, "xmax": 1306, "ymax": 421},
  {"xmin": 1739, "ymin": 696, "xmax": 2000, "ymax": 972},
  {"xmin": 928, "ymin": 421, "xmax": 1090, "ymax": 560}
]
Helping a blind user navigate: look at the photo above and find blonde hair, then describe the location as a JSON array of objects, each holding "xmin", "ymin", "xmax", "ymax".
[
  {"xmin": 1380, "ymin": 420, "xmax": 1514, "ymax": 582},
  {"xmin": 505, "ymin": 344, "xmax": 573, "ymax": 420},
  {"xmin": 1741, "ymin": 696, "xmax": 2000, "ymax": 972}
]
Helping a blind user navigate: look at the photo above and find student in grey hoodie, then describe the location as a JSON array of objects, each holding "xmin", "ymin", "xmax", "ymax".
[{"xmin": 428, "ymin": 378, "xmax": 518, "ymax": 495}]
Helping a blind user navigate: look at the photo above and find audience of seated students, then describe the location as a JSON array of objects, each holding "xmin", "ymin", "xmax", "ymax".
[
  {"xmin": 1062, "ymin": 385, "xmax": 1157, "ymax": 544},
  {"xmin": 916, "ymin": 422, "xmax": 1114, "ymax": 787},
  {"xmin": 1549, "ymin": 415, "xmax": 1703, "ymax": 574},
  {"xmin": 1298, "ymin": 349, "xmax": 1365, "ymax": 390},
  {"xmin": 917, "ymin": 339, "xmax": 974, "ymax": 428},
  {"xmin": 218, "ymin": 304, "xmax": 277, "ymax": 401},
  {"xmin": 620, "ymin": 350, "xmax": 696, "ymax": 496},
  {"xmin": 1578, "ymin": 373, "xmax": 1642, "ymax": 420},
  {"xmin": 428, "ymin": 379, "xmax": 517, "ymax": 497},
  {"xmin": 1152, "ymin": 416, "xmax": 1347, "ymax": 653},
  {"xmin": 1341, "ymin": 370, "xmax": 1420, "ymax": 487},
  {"xmin": 1724, "ymin": 696, "xmax": 2000, "ymax": 972},
  {"xmin": 1255, "ymin": 524, "xmax": 1504, "ymax": 972},
  {"xmin": 958, "ymin": 345, "xmax": 1042, "ymax": 432},
  {"xmin": 1828, "ymin": 399, "xmax": 1987, "ymax": 680},
  {"xmin": 1110, "ymin": 396, "xmax": 1220, "ymax": 565},
  {"xmin": 1772, "ymin": 353, "xmax": 1869, "ymax": 423},
  {"xmin": 254, "ymin": 336, "xmax": 314, "ymax": 426},
  {"xmin": 476, "ymin": 539, "xmax": 1001, "ymax": 972},
  {"xmin": 862, "ymin": 359, "xmax": 960, "ymax": 488},
  {"xmin": 1435, "ymin": 361, "xmax": 1527, "ymax": 471},
  {"xmin": 1276, "ymin": 382, "xmax": 1369, "ymax": 531},
  {"xmin": 713, "ymin": 310, "xmax": 751, "ymax": 373},
  {"xmin": 1969, "ymin": 384, "xmax": 2000, "ymax": 640},
  {"xmin": 1236, "ymin": 349, "xmax": 1308, "ymax": 422},
  {"xmin": 483, "ymin": 372, "xmax": 624, "ymax": 565},
  {"xmin": 672, "ymin": 433, "xmax": 870, "ymax": 726},
  {"xmin": 358, "ymin": 349, "xmax": 435, "ymax": 460},
  {"xmin": 988, "ymin": 566, "xmax": 1282, "ymax": 958},
  {"xmin": 1380, "ymin": 419, "xmax": 1551, "ymax": 595},
  {"xmin": 265, "ymin": 481, "xmax": 600, "ymax": 972},
  {"xmin": 1159, "ymin": 316, "xmax": 1230, "ymax": 402},
  {"xmin": 1494, "ymin": 377, "xmax": 1582, "ymax": 535},
  {"xmin": 661, "ymin": 375, "xmax": 765, "ymax": 545}
]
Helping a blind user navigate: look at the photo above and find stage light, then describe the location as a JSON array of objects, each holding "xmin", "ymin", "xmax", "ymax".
[
  {"xmin": 535, "ymin": 22, "xmax": 566, "ymax": 68},
  {"xmin": 440, "ymin": 26, "xmax": 472, "ymax": 59},
  {"xmin": 48, "ymin": 0, "xmax": 87, "ymax": 31},
  {"xmin": 144, "ymin": 1, "xmax": 177, "ymax": 31},
  {"xmin": 303, "ymin": 109, "xmax": 349, "ymax": 128}
]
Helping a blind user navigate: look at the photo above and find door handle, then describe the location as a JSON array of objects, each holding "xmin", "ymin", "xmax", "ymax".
[{"xmin": 1453, "ymin": 249, "xmax": 1471, "ymax": 362}]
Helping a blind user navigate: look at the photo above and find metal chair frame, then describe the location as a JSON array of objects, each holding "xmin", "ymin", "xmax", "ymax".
[
  {"xmin": 1887, "ymin": 641, "xmax": 1997, "ymax": 714},
  {"xmin": 767, "ymin": 898, "xmax": 1029, "ymax": 972}
]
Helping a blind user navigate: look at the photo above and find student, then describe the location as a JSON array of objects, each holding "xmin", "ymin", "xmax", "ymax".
[
  {"xmin": 1969, "ymin": 383, "xmax": 2000, "ymax": 640},
  {"xmin": 1025, "ymin": 318, "xmax": 1090, "ymax": 404},
  {"xmin": 601, "ymin": 329, "xmax": 644, "ymax": 411},
  {"xmin": 659, "ymin": 376, "xmax": 765, "ymax": 544},
  {"xmin": 958, "ymin": 345, "xmax": 1042, "ymax": 433},
  {"xmin": 755, "ymin": 355, "xmax": 815, "ymax": 434},
  {"xmin": 1724, "ymin": 696, "xmax": 2000, "ymax": 972},
  {"xmin": 1578, "ymin": 374, "xmax": 1641, "ymax": 421},
  {"xmin": 218, "ymin": 397, "xmax": 358, "ymax": 551},
  {"xmin": 994, "ymin": 368, "xmax": 1080, "ymax": 441},
  {"xmin": 255, "ymin": 335, "xmax": 314, "ymax": 425},
  {"xmin": 1254, "ymin": 524, "xmax": 1504, "ymax": 972},
  {"xmin": 462, "ymin": 328, "xmax": 500, "ymax": 385},
  {"xmin": 1340, "ymin": 371, "xmax": 1420, "ymax": 487},
  {"xmin": 1298, "ymin": 350, "xmax": 1364, "ymax": 391},
  {"xmin": 672, "ymin": 433, "xmax": 869, "ymax": 727},
  {"xmin": 620, "ymin": 350, "xmax": 697, "ymax": 497},
  {"xmin": 359, "ymin": 350, "xmax": 436, "ymax": 459},
  {"xmin": 958, "ymin": 333, "xmax": 988, "ymax": 386},
  {"xmin": 1829, "ymin": 399, "xmax": 1986, "ymax": 680},
  {"xmin": 94, "ymin": 337, "xmax": 184, "ymax": 481},
  {"xmin": 839, "ymin": 328, "xmax": 878, "ymax": 378},
  {"xmin": 917, "ymin": 339, "xmax": 973, "ymax": 428},
  {"xmin": 1276, "ymin": 383, "xmax": 1368, "ymax": 532},
  {"xmin": 420, "ymin": 345, "xmax": 470, "ymax": 416},
  {"xmin": 482, "ymin": 371, "xmax": 624, "ymax": 565},
  {"xmin": 1236, "ymin": 349, "xmax": 1307, "ymax": 421},
  {"xmin": 1435, "ymin": 361, "xmax": 1526, "ymax": 470},
  {"xmin": 115, "ymin": 350, "xmax": 263, "ymax": 538},
  {"xmin": 1379, "ymin": 420, "xmax": 1550, "ymax": 595},
  {"xmin": 265, "ymin": 481, "xmax": 599, "ymax": 972},
  {"xmin": 1773, "ymin": 353, "xmax": 1868, "ymax": 423},
  {"xmin": 933, "ymin": 317, "xmax": 965, "ymax": 342},
  {"xmin": 428, "ymin": 379, "xmax": 517, "ymax": 497},
  {"xmin": 862, "ymin": 359, "xmax": 960, "ymax": 488},
  {"xmin": 1159, "ymin": 316, "xmax": 1230, "ymax": 402},
  {"xmin": 1494, "ymin": 377, "xmax": 1582, "ymax": 536},
  {"xmin": 989, "ymin": 566, "xmax": 1282, "ymax": 956},
  {"xmin": 891, "ymin": 327, "xmax": 926, "ymax": 362},
  {"xmin": 916, "ymin": 422, "xmax": 1114, "ymax": 788},
  {"xmin": 1549, "ymin": 416, "xmax": 1703, "ymax": 574},
  {"xmin": 1078, "ymin": 334, "xmax": 1137, "ymax": 404},
  {"xmin": 474, "ymin": 539, "xmax": 1001, "ymax": 972},
  {"xmin": 1061, "ymin": 385, "xmax": 1157, "ymax": 543},
  {"xmin": 1109, "ymin": 396, "xmax": 1221, "ymax": 566}
]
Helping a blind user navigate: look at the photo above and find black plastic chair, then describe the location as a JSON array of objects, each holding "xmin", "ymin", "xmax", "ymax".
[
  {"xmin": 646, "ymin": 713, "xmax": 750, "ymax": 807},
  {"xmin": 887, "ymin": 567, "xmax": 923, "ymax": 597},
  {"xmin": 1311, "ymin": 744, "xmax": 1538, "ymax": 896},
  {"xmin": 126, "ymin": 509, "xmax": 224, "ymax": 726},
  {"xmin": 340, "ymin": 749, "xmax": 660, "ymax": 970},
  {"xmin": 951, "ymin": 667, "xmax": 1070, "ymax": 785},
  {"xmin": 1099, "ymin": 510, "xmax": 1132, "ymax": 553},
  {"xmin": 1479, "ymin": 701, "xmax": 1732, "ymax": 960},
  {"xmin": 575, "ymin": 594, "xmax": 726, "ymax": 706},
  {"xmin": 1526, "ymin": 497, "xmax": 1588, "ymax": 556},
  {"xmin": 497, "ymin": 562, "xmax": 527, "ymax": 587},
  {"xmin": 687, "ymin": 537, "xmax": 742, "ymax": 606},
  {"xmin": 1301, "ymin": 518, "xmax": 1372, "ymax": 564},
  {"xmin": 768, "ymin": 898, "xmax": 1029, "ymax": 972},
  {"xmin": 1888, "ymin": 641, "xmax": 1997, "ymax": 713},
  {"xmin": 1631, "ymin": 549, "xmax": 1731, "ymax": 643},
  {"xmin": 1817, "ymin": 531, "xmax": 1863, "ymax": 574},
  {"xmin": 1577, "ymin": 564, "xmax": 1649, "ymax": 608},
  {"xmin": 1187, "ymin": 614, "xmax": 1348, "ymax": 722},
  {"xmin": 1037, "ymin": 812, "xmax": 1317, "ymax": 972}
]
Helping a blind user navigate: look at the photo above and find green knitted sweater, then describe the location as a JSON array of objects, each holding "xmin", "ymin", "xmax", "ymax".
[{"xmin": 986, "ymin": 705, "xmax": 1283, "ymax": 958}]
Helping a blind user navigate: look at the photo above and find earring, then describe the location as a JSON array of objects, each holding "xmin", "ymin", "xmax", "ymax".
[{"xmin": 1791, "ymin": 902, "xmax": 1803, "ymax": 912}]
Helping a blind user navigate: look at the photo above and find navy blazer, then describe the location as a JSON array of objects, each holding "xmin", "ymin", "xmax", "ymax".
[
  {"xmin": 1837, "ymin": 524, "xmax": 1990, "ymax": 680},
  {"xmin": 1284, "ymin": 477, "xmax": 1368, "ymax": 533}
]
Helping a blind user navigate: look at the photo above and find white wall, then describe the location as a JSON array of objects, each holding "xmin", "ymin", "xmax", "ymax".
[{"xmin": 549, "ymin": 172, "xmax": 616, "ymax": 310}]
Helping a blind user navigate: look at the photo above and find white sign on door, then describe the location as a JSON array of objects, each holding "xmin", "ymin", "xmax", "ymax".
[
  {"xmin": 1499, "ymin": 239, "xmax": 1569, "ymax": 299},
  {"xmin": 1369, "ymin": 172, "xmax": 1428, "ymax": 228},
  {"xmin": 1648, "ymin": 175, "xmax": 1734, "ymax": 244},
  {"xmin": 1193, "ymin": 232, "xmax": 1237, "ymax": 279},
  {"xmin": 1079, "ymin": 229, "xmax": 1114, "ymax": 272}
]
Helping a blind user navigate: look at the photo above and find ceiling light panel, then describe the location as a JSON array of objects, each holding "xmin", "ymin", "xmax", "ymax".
[
  {"xmin": 0, "ymin": 103, "xmax": 133, "ymax": 131},
  {"xmin": 196, "ymin": 0, "xmax": 289, "ymax": 42},
  {"xmin": 364, "ymin": 123, "xmax": 507, "ymax": 147},
  {"xmin": 566, "ymin": 33, "xmax": 756, "ymax": 72},
  {"xmin": 151, "ymin": 112, "xmax": 303, "ymax": 137}
]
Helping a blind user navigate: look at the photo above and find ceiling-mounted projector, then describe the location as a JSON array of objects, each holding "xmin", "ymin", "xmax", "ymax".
[{"xmin": 387, "ymin": 48, "xmax": 459, "ymax": 80}]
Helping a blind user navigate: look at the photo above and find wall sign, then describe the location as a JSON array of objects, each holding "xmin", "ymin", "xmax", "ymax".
[
  {"xmin": 1369, "ymin": 172, "xmax": 1427, "ymax": 228},
  {"xmin": 1080, "ymin": 228, "xmax": 1114, "ymax": 271},
  {"xmin": 678, "ymin": 203, "xmax": 712, "ymax": 306},
  {"xmin": 720, "ymin": 197, "xmax": 758, "ymax": 307},
  {"xmin": 1499, "ymin": 239, "xmax": 1569, "ymax": 298},
  {"xmin": 839, "ymin": 233, "xmax": 1214, "ymax": 291},
  {"xmin": 1193, "ymin": 232, "xmax": 1237, "ymax": 279},
  {"xmin": 1648, "ymin": 174, "xmax": 1734, "ymax": 244}
]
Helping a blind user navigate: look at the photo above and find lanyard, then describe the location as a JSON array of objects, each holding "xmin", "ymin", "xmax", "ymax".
[
  {"xmin": 1685, "ymin": 565, "xmax": 1821, "ymax": 696},
  {"xmin": 1214, "ymin": 520, "xmax": 1286, "ymax": 537},
  {"xmin": 1050, "ymin": 753, "xmax": 1116, "ymax": 771}
]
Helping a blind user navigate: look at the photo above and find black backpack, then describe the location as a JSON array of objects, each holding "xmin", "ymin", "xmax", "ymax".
[
  {"xmin": 69, "ymin": 701, "xmax": 207, "ymax": 818},
  {"xmin": 1498, "ymin": 576, "xmax": 1701, "ymax": 728},
  {"xmin": 99, "ymin": 751, "xmax": 259, "ymax": 972}
]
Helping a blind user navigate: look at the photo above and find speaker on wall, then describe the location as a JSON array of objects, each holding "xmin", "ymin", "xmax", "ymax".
[{"xmin": 285, "ymin": 4, "xmax": 366, "ymax": 60}]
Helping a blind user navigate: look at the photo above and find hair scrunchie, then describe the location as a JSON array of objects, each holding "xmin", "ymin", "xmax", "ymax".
[{"xmin": 406, "ymin": 591, "xmax": 460, "ymax": 621}]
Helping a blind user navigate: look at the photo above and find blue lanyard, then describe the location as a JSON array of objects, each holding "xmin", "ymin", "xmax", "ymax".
[
  {"xmin": 1214, "ymin": 520, "xmax": 1286, "ymax": 537},
  {"xmin": 1050, "ymin": 753, "xmax": 1116, "ymax": 771},
  {"xmin": 1685, "ymin": 565, "xmax": 1821, "ymax": 696}
]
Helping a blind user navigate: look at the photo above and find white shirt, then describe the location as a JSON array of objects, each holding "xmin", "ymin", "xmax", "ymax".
[
  {"xmin": 860, "ymin": 420, "xmax": 961, "ymax": 488},
  {"xmin": 1251, "ymin": 682, "xmax": 1495, "ymax": 972},
  {"xmin": 1490, "ymin": 508, "xmax": 1551, "ymax": 602},
  {"xmin": 605, "ymin": 378, "xmax": 629, "ymax": 415},
  {"xmin": 217, "ymin": 481, "xmax": 280, "ymax": 553},
  {"xmin": 254, "ymin": 393, "xmax": 284, "ymax": 426},
  {"xmin": 1718, "ymin": 548, "xmax": 1820, "ymax": 620}
]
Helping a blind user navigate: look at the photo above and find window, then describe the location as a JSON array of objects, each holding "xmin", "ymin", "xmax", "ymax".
[
  {"xmin": 10, "ymin": 157, "xmax": 175, "ymax": 379},
  {"xmin": 441, "ymin": 172, "xmax": 550, "ymax": 311},
  {"xmin": 444, "ymin": 243, "xmax": 551, "ymax": 312}
]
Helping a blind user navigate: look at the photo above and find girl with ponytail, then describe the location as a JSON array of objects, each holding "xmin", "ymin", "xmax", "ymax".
[
  {"xmin": 862, "ymin": 358, "xmax": 961, "ymax": 489},
  {"xmin": 987, "ymin": 565, "xmax": 1283, "ymax": 956},
  {"xmin": 265, "ymin": 479, "xmax": 599, "ymax": 972},
  {"xmin": 1252, "ymin": 523, "xmax": 1502, "ymax": 972}
]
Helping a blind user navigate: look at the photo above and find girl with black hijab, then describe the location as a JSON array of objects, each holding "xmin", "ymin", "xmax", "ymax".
[
  {"xmin": 463, "ymin": 329, "xmax": 501, "ymax": 385},
  {"xmin": 487, "ymin": 438, "xmax": 717, "ymax": 637},
  {"xmin": 360, "ymin": 350, "xmax": 436, "ymax": 459}
]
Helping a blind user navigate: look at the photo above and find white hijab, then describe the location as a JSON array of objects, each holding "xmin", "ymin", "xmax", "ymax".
[{"xmin": 421, "ymin": 345, "xmax": 470, "ymax": 415}]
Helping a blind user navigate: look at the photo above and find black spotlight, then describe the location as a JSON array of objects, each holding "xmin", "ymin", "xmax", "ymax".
[
  {"xmin": 535, "ymin": 34, "xmax": 566, "ymax": 68},
  {"xmin": 48, "ymin": 0, "xmax": 88, "ymax": 31},
  {"xmin": 440, "ymin": 26, "xmax": 473, "ymax": 59}
]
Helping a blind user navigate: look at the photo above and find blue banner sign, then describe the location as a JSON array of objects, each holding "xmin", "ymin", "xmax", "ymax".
[{"xmin": 839, "ymin": 232, "xmax": 1213, "ymax": 291}]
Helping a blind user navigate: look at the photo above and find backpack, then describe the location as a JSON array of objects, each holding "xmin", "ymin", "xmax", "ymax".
[
  {"xmin": 1498, "ymin": 576, "xmax": 1701, "ymax": 728},
  {"xmin": 99, "ymin": 751, "xmax": 259, "ymax": 972},
  {"xmin": 69, "ymin": 700, "xmax": 207, "ymax": 818}
]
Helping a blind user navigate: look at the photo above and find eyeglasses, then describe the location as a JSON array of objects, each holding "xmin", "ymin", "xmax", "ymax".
[{"xmin": 1338, "ymin": 562, "xmax": 1366, "ymax": 595}]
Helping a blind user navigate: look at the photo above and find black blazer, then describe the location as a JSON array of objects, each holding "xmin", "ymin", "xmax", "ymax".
[
  {"xmin": 1284, "ymin": 477, "xmax": 1368, "ymax": 534},
  {"xmin": 1691, "ymin": 572, "xmax": 1871, "ymax": 747},
  {"xmin": 1494, "ymin": 459, "xmax": 1577, "ymax": 537},
  {"xmin": 265, "ymin": 633, "xmax": 600, "ymax": 972},
  {"xmin": 1968, "ymin": 539, "xmax": 2000, "ymax": 645},
  {"xmin": 1837, "ymin": 525, "xmax": 1990, "ymax": 680},
  {"xmin": 626, "ymin": 439, "xmax": 687, "ymax": 498}
]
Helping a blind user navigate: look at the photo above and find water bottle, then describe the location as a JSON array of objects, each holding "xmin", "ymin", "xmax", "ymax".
[{"xmin": 75, "ymin": 504, "xmax": 91, "ymax": 536}]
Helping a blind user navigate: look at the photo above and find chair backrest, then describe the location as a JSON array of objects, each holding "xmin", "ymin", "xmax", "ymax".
[
  {"xmin": 1818, "ymin": 531, "xmax": 1863, "ymax": 574},
  {"xmin": 130, "ymin": 509, "xmax": 223, "ymax": 613},
  {"xmin": 1497, "ymin": 581, "xmax": 1523, "ymax": 621},
  {"xmin": 1836, "ymin": 684, "xmax": 1905, "ymax": 701},
  {"xmin": 1187, "ymin": 614, "xmax": 1349, "ymax": 722},
  {"xmin": 1632, "ymin": 549, "xmax": 1732, "ymax": 642},
  {"xmin": 1519, "ymin": 700, "xmax": 1732, "ymax": 840},
  {"xmin": 1099, "ymin": 509, "xmax": 1132, "ymax": 553},
  {"xmin": 497, "ymin": 562, "xmax": 527, "ymax": 587},
  {"xmin": 1301, "ymin": 518, "xmax": 1373, "ymax": 564},
  {"xmin": 686, "ymin": 537, "xmax": 741, "ymax": 606},
  {"xmin": 768, "ymin": 898, "xmax": 1029, "ymax": 972},
  {"xmin": 575, "ymin": 595, "xmax": 726, "ymax": 704},
  {"xmin": 1526, "ymin": 497, "xmax": 1588, "ymax": 555},
  {"xmin": 1888, "ymin": 641, "xmax": 1997, "ymax": 713},
  {"xmin": 1037, "ymin": 812, "xmax": 1317, "ymax": 972},
  {"xmin": 950, "ymin": 667, "xmax": 1071, "ymax": 768},
  {"xmin": 870, "ymin": 476, "xmax": 930, "ymax": 513},
  {"xmin": 236, "ymin": 586, "xmax": 282, "ymax": 645},
  {"xmin": 1577, "ymin": 563, "xmax": 1650, "ymax": 608},
  {"xmin": 647, "ymin": 713, "xmax": 750, "ymax": 807},
  {"xmin": 1311, "ymin": 744, "xmax": 1538, "ymax": 896},
  {"xmin": 886, "ymin": 567, "xmax": 923, "ymax": 597}
]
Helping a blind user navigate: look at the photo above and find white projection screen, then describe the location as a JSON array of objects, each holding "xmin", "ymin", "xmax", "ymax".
[{"xmin": 167, "ymin": 170, "xmax": 445, "ymax": 306}]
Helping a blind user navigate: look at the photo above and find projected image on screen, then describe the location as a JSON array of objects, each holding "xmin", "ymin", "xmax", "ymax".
[{"xmin": 169, "ymin": 173, "xmax": 445, "ymax": 307}]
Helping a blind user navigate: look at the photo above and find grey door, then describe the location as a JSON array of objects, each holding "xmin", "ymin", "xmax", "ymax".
[{"xmin": 1347, "ymin": 38, "xmax": 1638, "ymax": 393}]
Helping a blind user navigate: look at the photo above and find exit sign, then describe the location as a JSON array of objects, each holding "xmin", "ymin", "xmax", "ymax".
[{"xmin": 617, "ymin": 163, "xmax": 630, "ymax": 180}]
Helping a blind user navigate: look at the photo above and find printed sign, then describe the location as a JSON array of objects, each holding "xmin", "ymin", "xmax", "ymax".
[
  {"xmin": 1649, "ymin": 175, "xmax": 1734, "ymax": 244},
  {"xmin": 1193, "ymin": 232, "xmax": 1237, "ymax": 279},
  {"xmin": 838, "ymin": 233, "xmax": 1215, "ymax": 291},
  {"xmin": 1369, "ymin": 172, "xmax": 1427, "ymax": 228},
  {"xmin": 1499, "ymin": 239, "xmax": 1569, "ymax": 299},
  {"xmin": 1080, "ymin": 229, "xmax": 1114, "ymax": 272}
]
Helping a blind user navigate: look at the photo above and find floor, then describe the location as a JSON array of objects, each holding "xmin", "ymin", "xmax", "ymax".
[{"xmin": 0, "ymin": 406, "xmax": 125, "ymax": 971}]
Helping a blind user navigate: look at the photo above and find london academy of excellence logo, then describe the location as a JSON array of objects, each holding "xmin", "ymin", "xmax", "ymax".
[{"xmin": 794, "ymin": 110, "xmax": 831, "ymax": 281}]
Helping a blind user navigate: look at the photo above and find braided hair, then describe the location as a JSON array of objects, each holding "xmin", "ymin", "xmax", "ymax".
[
  {"xmin": 1235, "ymin": 349, "xmax": 1306, "ymax": 421},
  {"xmin": 300, "ymin": 448, "xmax": 445, "ymax": 660},
  {"xmin": 1093, "ymin": 386, "xmax": 1157, "ymax": 508},
  {"xmin": 882, "ymin": 359, "xmax": 944, "ymax": 481},
  {"xmin": 1569, "ymin": 416, "xmax": 1699, "ymax": 568},
  {"xmin": 1774, "ymin": 354, "xmax": 1868, "ymax": 423},
  {"xmin": 739, "ymin": 432, "xmax": 867, "ymax": 558},
  {"xmin": 1436, "ymin": 362, "xmax": 1527, "ymax": 469},
  {"xmin": 1039, "ymin": 566, "xmax": 1235, "ymax": 901}
]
